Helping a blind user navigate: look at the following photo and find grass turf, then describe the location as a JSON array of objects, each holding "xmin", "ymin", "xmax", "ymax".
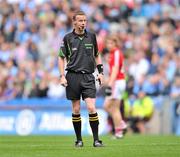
[{"xmin": 0, "ymin": 135, "xmax": 180, "ymax": 157}]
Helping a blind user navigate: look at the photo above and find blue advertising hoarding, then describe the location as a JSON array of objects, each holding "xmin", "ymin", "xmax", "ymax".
[{"xmin": 0, "ymin": 98, "xmax": 108, "ymax": 136}]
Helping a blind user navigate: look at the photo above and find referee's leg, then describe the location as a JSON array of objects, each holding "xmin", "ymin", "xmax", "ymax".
[
  {"xmin": 85, "ymin": 98, "xmax": 103, "ymax": 147},
  {"xmin": 72, "ymin": 100, "xmax": 83, "ymax": 147}
]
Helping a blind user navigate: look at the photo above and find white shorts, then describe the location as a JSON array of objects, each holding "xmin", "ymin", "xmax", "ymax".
[{"xmin": 107, "ymin": 79, "xmax": 126, "ymax": 100}]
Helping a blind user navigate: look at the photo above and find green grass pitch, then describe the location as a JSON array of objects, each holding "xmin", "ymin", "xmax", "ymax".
[{"xmin": 0, "ymin": 135, "xmax": 180, "ymax": 157}]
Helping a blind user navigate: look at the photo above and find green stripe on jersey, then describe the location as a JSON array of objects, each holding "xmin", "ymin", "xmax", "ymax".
[{"xmin": 58, "ymin": 49, "xmax": 65, "ymax": 57}]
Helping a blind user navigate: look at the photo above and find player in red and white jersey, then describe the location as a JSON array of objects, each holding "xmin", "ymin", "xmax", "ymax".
[{"xmin": 103, "ymin": 35, "xmax": 127, "ymax": 139}]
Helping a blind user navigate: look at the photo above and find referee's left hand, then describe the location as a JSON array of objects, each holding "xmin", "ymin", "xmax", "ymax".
[
  {"xmin": 60, "ymin": 75, "xmax": 68, "ymax": 87},
  {"xmin": 97, "ymin": 73, "xmax": 104, "ymax": 86}
]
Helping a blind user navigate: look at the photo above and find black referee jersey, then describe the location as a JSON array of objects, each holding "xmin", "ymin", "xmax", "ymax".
[{"xmin": 58, "ymin": 29, "xmax": 99, "ymax": 74}]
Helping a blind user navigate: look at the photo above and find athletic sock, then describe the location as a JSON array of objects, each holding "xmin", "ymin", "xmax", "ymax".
[
  {"xmin": 72, "ymin": 113, "xmax": 82, "ymax": 141},
  {"xmin": 115, "ymin": 127, "xmax": 123, "ymax": 135},
  {"xmin": 89, "ymin": 112, "xmax": 99, "ymax": 141}
]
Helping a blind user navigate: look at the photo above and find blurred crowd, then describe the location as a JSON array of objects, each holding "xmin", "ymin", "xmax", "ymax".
[{"xmin": 0, "ymin": 0, "xmax": 179, "ymax": 106}]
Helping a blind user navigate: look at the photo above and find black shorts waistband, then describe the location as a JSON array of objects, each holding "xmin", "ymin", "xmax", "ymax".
[{"xmin": 67, "ymin": 70, "xmax": 91, "ymax": 74}]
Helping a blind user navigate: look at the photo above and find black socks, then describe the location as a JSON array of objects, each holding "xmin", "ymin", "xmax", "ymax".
[
  {"xmin": 72, "ymin": 113, "xmax": 82, "ymax": 141},
  {"xmin": 72, "ymin": 112, "xmax": 100, "ymax": 141},
  {"xmin": 89, "ymin": 112, "xmax": 99, "ymax": 141}
]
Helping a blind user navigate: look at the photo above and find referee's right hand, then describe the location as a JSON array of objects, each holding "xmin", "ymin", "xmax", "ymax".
[{"xmin": 60, "ymin": 75, "xmax": 68, "ymax": 87}]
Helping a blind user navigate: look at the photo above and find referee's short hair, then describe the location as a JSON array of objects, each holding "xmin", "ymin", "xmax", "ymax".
[{"xmin": 72, "ymin": 11, "xmax": 86, "ymax": 21}]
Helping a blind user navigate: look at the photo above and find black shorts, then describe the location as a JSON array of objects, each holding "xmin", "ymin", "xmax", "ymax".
[{"xmin": 65, "ymin": 71, "xmax": 96, "ymax": 100}]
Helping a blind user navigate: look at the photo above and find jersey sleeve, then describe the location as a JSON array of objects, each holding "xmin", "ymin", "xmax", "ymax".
[
  {"xmin": 58, "ymin": 36, "xmax": 68, "ymax": 58},
  {"xmin": 92, "ymin": 34, "xmax": 99, "ymax": 57}
]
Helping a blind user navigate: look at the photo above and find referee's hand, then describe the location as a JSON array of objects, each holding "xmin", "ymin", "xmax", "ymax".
[
  {"xmin": 60, "ymin": 75, "xmax": 68, "ymax": 87},
  {"xmin": 97, "ymin": 73, "xmax": 104, "ymax": 86}
]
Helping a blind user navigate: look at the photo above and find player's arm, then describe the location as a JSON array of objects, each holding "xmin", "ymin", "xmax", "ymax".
[
  {"xmin": 58, "ymin": 37, "xmax": 68, "ymax": 87},
  {"xmin": 108, "ymin": 50, "xmax": 120, "ymax": 86},
  {"xmin": 108, "ymin": 65, "xmax": 119, "ymax": 87}
]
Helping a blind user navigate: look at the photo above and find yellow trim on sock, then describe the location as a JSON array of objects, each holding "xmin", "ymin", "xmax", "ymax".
[
  {"xmin": 72, "ymin": 117, "xmax": 81, "ymax": 120},
  {"xmin": 89, "ymin": 116, "xmax": 98, "ymax": 119},
  {"xmin": 89, "ymin": 118, "xmax": 99, "ymax": 121},
  {"xmin": 72, "ymin": 119, "xmax": 81, "ymax": 122}
]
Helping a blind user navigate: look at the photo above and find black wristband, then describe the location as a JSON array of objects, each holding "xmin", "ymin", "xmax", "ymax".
[{"xmin": 97, "ymin": 64, "xmax": 103, "ymax": 74}]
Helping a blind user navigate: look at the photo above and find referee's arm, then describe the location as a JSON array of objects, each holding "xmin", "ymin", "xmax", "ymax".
[
  {"xmin": 95, "ymin": 54, "xmax": 102, "ymax": 66},
  {"xmin": 58, "ymin": 36, "xmax": 69, "ymax": 75},
  {"xmin": 58, "ymin": 37, "xmax": 68, "ymax": 86},
  {"xmin": 93, "ymin": 33, "xmax": 103, "ymax": 66},
  {"xmin": 58, "ymin": 57, "xmax": 65, "ymax": 76},
  {"xmin": 93, "ymin": 33, "xmax": 104, "ymax": 84}
]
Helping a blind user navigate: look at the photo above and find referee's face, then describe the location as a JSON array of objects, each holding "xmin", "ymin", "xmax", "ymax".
[{"xmin": 74, "ymin": 15, "xmax": 87, "ymax": 32}]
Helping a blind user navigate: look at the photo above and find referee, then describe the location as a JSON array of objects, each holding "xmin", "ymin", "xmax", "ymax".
[{"xmin": 58, "ymin": 11, "xmax": 104, "ymax": 147}]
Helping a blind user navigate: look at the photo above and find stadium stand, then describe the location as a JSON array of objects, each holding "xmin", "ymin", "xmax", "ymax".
[{"xmin": 0, "ymin": 0, "xmax": 179, "ymax": 135}]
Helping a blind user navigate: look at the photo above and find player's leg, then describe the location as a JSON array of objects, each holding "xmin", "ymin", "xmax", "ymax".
[
  {"xmin": 110, "ymin": 99, "xmax": 124, "ymax": 138},
  {"xmin": 119, "ymin": 100, "xmax": 127, "ymax": 133},
  {"xmin": 104, "ymin": 98, "xmax": 115, "ymax": 133},
  {"xmin": 113, "ymin": 80, "xmax": 127, "ymax": 137},
  {"xmin": 104, "ymin": 98, "xmax": 113, "ymax": 113}
]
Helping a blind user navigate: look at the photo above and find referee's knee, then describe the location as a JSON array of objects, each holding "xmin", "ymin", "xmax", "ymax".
[
  {"xmin": 72, "ymin": 106, "xmax": 80, "ymax": 114},
  {"xmin": 87, "ymin": 105, "xmax": 96, "ymax": 113}
]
